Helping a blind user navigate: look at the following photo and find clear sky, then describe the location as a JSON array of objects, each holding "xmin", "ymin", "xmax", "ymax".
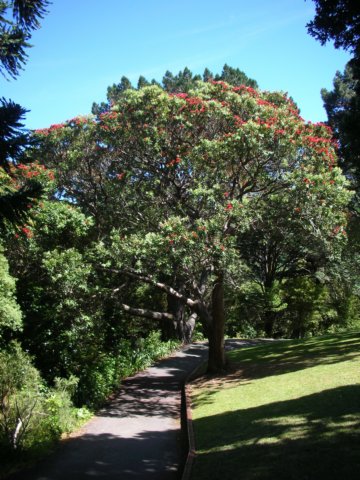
[{"xmin": 1, "ymin": 0, "xmax": 352, "ymax": 130}]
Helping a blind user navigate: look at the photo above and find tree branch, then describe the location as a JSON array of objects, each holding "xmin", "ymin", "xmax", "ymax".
[
  {"xmin": 104, "ymin": 266, "xmax": 199, "ymax": 309},
  {"xmin": 122, "ymin": 304, "xmax": 174, "ymax": 321}
]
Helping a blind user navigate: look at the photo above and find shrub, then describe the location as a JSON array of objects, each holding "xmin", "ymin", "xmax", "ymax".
[{"xmin": 0, "ymin": 342, "xmax": 43, "ymax": 451}]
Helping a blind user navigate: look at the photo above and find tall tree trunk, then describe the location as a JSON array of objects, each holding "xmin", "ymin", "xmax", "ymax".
[{"xmin": 207, "ymin": 272, "xmax": 226, "ymax": 372}]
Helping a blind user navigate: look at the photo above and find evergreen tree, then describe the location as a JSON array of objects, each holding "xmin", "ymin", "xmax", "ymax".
[
  {"xmin": 215, "ymin": 63, "xmax": 258, "ymax": 88},
  {"xmin": 321, "ymin": 62, "xmax": 360, "ymax": 182},
  {"xmin": 0, "ymin": 0, "xmax": 49, "ymax": 229},
  {"xmin": 0, "ymin": 0, "xmax": 49, "ymax": 79}
]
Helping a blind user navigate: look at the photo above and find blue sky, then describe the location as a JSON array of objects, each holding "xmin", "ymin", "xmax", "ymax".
[{"xmin": 2, "ymin": 0, "xmax": 351, "ymax": 130}]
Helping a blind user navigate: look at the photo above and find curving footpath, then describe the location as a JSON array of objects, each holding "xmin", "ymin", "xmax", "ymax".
[
  {"xmin": 9, "ymin": 340, "xmax": 257, "ymax": 480},
  {"xmin": 9, "ymin": 343, "xmax": 209, "ymax": 480}
]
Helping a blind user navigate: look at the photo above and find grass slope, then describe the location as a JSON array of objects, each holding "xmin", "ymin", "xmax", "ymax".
[{"xmin": 190, "ymin": 332, "xmax": 360, "ymax": 480}]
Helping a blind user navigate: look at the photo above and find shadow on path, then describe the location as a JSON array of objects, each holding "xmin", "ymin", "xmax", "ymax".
[{"xmin": 8, "ymin": 343, "xmax": 209, "ymax": 480}]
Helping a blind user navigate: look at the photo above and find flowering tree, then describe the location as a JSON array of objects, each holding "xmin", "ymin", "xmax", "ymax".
[{"xmin": 34, "ymin": 81, "xmax": 351, "ymax": 371}]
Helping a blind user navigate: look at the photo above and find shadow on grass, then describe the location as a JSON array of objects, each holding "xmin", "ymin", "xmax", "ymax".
[
  {"xmin": 192, "ymin": 384, "xmax": 360, "ymax": 480},
  {"xmin": 226, "ymin": 331, "xmax": 360, "ymax": 382}
]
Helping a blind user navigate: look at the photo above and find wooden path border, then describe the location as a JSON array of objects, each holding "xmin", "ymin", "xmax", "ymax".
[{"xmin": 180, "ymin": 359, "xmax": 207, "ymax": 480}]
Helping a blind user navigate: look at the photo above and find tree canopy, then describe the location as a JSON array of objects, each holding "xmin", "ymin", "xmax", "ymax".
[
  {"xmin": 34, "ymin": 80, "xmax": 351, "ymax": 370},
  {"xmin": 307, "ymin": 0, "xmax": 360, "ymax": 55},
  {"xmin": 308, "ymin": 0, "xmax": 360, "ymax": 202}
]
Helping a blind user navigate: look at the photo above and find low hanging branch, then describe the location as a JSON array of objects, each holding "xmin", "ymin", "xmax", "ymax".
[
  {"xmin": 124, "ymin": 268, "xmax": 198, "ymax": 308},
  {"xmin": 103, "ymin": 266, "xmax": 199, "ymax": 310},
  {"xmin": 122, "ymin": 304, "xmax": 174, "ymax": 321}
]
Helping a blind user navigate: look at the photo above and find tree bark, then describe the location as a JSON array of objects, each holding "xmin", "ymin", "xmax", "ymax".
[
  {"xmin": 207, "ymin": 272, "xmax": 226, "ymax": 372},
  {"xmin": 165, "ymin": 294, "xmax": 196, "ymax": 343},
  {"xmin": 122, "ymin": 304, "xmax": 174, "ymax": 321}
]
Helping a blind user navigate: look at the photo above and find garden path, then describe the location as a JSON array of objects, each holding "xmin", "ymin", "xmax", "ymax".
[{"xmin": 9, "ymin": 340, "xmax": 255, "ymax": 480}]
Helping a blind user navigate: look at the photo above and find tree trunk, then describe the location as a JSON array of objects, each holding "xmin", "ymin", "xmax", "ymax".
[
  {"xmin": 166, "ymin": 294, "xmax": 195, "ymax": 343},
  {"xmin": 263, "ymin": 310, "xmax": 276, "ymax": 338},
  {"xmin": 207, "ymin": 272, "xmax": 226, "ymax": 372},
  {"xmin": 263, "ymin": 276, "xmax": 276, "ymax": 338}
]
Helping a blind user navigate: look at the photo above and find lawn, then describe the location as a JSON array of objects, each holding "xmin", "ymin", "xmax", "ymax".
[{"xmin": 190, "ymin": 332, "xmax": 360, "ymax": 480}]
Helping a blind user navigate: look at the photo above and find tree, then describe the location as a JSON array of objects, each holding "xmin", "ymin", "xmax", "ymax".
[
  {"xmin": 237, "ymin": 184, "xmax": 348, "ymax": 336},
  {"xmin": 162, "ymin": 67, "xmax": 202, "ymax": 93},
  {"xmin": 214, "ymin": 64, "xmax": 258, "ymax": 88},
  {"xmin": 0, "ymin": 0, "xmax": 49, "ymax": 229},
  {"xmin": 321, "ymin": 62, "xmax": 360, "ymax": 184},
  {"xmin": 0, "ymin": 0, "xmax": 49, "ymax": 79},
  {"xmin": 33, "ymin": 81, "xmax": 350, "ymax": 371},
  {"xmin": 91, "ymin": 64, "xmax": 257, "ymax": 116},
  {"xmin": 307, "ymin": 0, "xmax": 360, "ymax": 56},
  {"xmin": 308, "ymin": 1, "xmax": 360, "ymax": 198}
]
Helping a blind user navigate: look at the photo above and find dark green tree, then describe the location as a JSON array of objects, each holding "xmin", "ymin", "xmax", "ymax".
[
  {"xmin": 308, "ymin": 1, "xmax": 360, "ymax": 198},
  {"xmin": 321, "ymin": 62, "xmax": 360, "ymax": 181},
  {"xmin": 0, "ymin": 0, "xmax": 49, "ymax": 79},
  {"xmin": 0, "ymin": 0, "xmax": 49, "ymax": 229},
  {"xmin": 202, "ymin": 67, "xmax": 213, "ymax": 82},
  {"xmin": 307, "ymin": 0, "xmax": 360, "ymax": 56},
  {"xmin": 162, "ymin": 67, "xmax": 201, "ymax": 93},
  {"xmin": 215, "ymin": 63, "xmax": 258, "ymax": 88}
]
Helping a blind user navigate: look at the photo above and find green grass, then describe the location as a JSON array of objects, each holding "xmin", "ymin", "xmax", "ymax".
[{"xmin": 190, "ymin": 332, "xmax": 360, "ymax": 480}]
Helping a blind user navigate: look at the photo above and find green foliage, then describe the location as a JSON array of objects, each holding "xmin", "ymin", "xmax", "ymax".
[
  {"xmin": 76, "ymin": 331, "xmax": 179, "ymax": 407},
  {"xmin": 321, "ymin": 62, "xmax": 360, "ymax": 183},
  {"xmin": 214, "ymin": 63, "xmax": 258, "ymax": 88},
  {"xmin": 0, "ymin": 97, "xmax": 29, "ymax": 170},
  {"xmin": 31, "ymin": 200, "xmax": 94, "ymax": 250},
  {"xmin": 0, "ymin": 1, "xmax": 51, "ymax": 233},
  {"xmin": 0, "ymin": 0, "xmax": 49, "ymax": 79},
  {"xmin": 0, "ymin": 342, "xmax": 91, "ymax": 478},
  {"xmin": 0, "ymin": 342, "xmax": 43, "ymax": 451},
  {"xmin": 0, "ymin": 247, "xmax": 22, "ymax": 343},
  {"xmin": 307, "ymin": 0, "xmax": 360, "ymax": 54},
  {"xmin": 41, "ymin": 376, "xmax": 91, "ymax": 438},
  {"xmin": 91, "ymin": 64, "xmax": 258, "ymax": 115},
  {"xmin": 32, "ymin": 79, "xmax": 352, "ymax": 370},
  {"xmin": 21, "ymin": 246, "xmax": 95, "ymax": 381}
]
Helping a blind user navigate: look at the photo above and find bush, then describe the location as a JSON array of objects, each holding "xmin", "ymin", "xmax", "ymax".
[
  {"xmin": 0, "ymin": 248, "xmax": 22, "ymax": 344},
  {"xmin": 75, "ymin": 330, "xmax": 179, "ymax": 408},
  {"xmin": 0, "ymin": 342, "xmax": 90, "ymax": 473},
  {"xmin": 0, "ymin": 342, "xmax": 43, "ymax": 451}
]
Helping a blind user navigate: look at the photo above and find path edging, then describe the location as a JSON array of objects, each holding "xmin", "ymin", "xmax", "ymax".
[{"xmin": 180, "ymin": 358, "xmax": 207, "ymax": 480}]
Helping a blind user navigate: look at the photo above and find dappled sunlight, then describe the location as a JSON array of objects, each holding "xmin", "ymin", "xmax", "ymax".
[
  {"xmin": 191, "ymin": 333, "xmax": 360, "ymax": 479},
  {"xmin": 226, "ymin": 331, "xmax": 360, "ymax": 381},
  {"xmin": 192, "ymin": 385, "xmax": 360, "ymax": 480}
]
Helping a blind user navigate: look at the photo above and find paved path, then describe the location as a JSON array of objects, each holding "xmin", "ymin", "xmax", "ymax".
[
  {"xmin": 9, "ymin": 343, "xmax": 209, "ymax": 480},
  {"xmin": 9, "ymin": 340, "xmax": 257, "ymax": 480}
]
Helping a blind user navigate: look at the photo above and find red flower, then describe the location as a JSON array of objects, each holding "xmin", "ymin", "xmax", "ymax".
[
  {"xmin": 21, "ymin": 227, "xmax": 33, "ymax": 238},
  {"xmin": 226, "ymin": 203, "xmax": 233, "ymax": 210}
]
